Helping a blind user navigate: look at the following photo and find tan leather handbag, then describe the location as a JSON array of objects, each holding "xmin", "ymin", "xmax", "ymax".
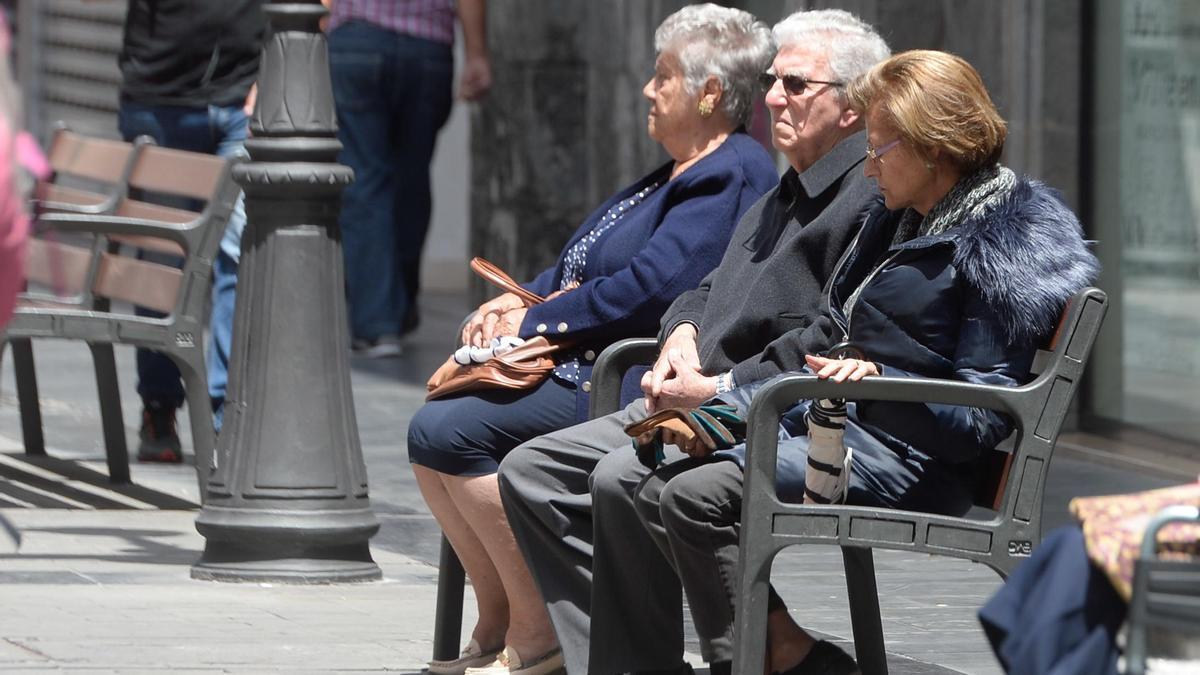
[{"xmin": 425, "ymin": 258, "xmax": 570, "ymax": 400}]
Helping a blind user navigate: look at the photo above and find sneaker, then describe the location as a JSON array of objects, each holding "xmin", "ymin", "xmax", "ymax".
[
  {"xmin": 137, "ymin": 405, "xmax": 183, "ymax": 463},
  {"xmin": 351, "ymin": 334, "xmax": 403, "ymax": 358}
]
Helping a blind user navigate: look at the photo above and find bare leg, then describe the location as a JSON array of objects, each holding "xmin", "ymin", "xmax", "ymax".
[
  {"xmin": 443, "ymin": 472, "xmax": 560, "ymax": 661},
  {"xmin": 414, "ymin": 464, "xmax": 508, "ymax": 650}
]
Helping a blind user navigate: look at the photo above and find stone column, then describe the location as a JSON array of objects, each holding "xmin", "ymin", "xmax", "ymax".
[
  {"xmin": 192, "ymin": 0, "xmax": 380, "ymax": 583},
  {"xmin": 467, "ymin": 0, "xmax": 693, "ymax": 305}
]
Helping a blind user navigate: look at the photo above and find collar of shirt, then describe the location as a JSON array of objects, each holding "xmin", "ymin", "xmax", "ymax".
[{"xmin": 777, "ymin": 130, "xmax": 869, "ymax": 204}]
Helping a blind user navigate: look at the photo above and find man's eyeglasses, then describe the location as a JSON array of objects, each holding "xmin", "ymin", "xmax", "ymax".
[
  {"xmin": 757, "ymin": 72, "xmax": 845, "ymax": 96},
  {"xmin": 866, "ymin": 138, "xmax": 902, "ymax": 164}
]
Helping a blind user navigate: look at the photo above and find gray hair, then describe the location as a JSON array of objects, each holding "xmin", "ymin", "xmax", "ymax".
[
  {"xmin": 772, "ymin": 9, "xmax": 890, "ymax": 94},
  {"xmin": 654, "ymin": 3, "xmax": 775, "ymax": 128}
]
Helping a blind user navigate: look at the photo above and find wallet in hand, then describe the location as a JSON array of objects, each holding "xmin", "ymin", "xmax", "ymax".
[{"xmin": 623, "ymin": 404, "xmax": 746, "ymax": 468}]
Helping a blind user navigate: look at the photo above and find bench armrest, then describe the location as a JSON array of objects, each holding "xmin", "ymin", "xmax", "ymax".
[
  {"xmin": 37, "ymin": 213, "xmax": 197, "ymax": 250},
  {"xmin": 589, "ymin": 337, "xmax": 659, "ymax": 418}
]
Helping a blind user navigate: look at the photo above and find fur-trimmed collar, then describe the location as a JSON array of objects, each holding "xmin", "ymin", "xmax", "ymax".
[{"xmin": 948, "ymin": 178, "xmax": 1100, "ymax": 345}]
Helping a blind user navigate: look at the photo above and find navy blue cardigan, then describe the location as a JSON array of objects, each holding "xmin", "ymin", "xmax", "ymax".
[{"xmin": 518, "ymin": 132, "xmax": 777, "ymax": 420}]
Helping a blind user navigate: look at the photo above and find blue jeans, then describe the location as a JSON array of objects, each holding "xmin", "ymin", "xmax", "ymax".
[
  {"xmin": 118, "ymin": 101, "xmax": 248, "ymax": 429},
  {"xmin": 329, "ymin": 21, "xmax": 453, "ymax": 340}
]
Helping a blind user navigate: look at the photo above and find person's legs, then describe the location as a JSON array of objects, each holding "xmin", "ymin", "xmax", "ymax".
[
  {"xmin": 649, "ymin": 433, "xmax": 873, "ymax": 674},
  {"xmin": 408, "ymin": 379, "xmax": 578, "ymax": 659},
  {"xmin": 118, "ymin": 102, "xmax": 213, "ymax": 460},
  {"xmin": 587, "ymin": 447, "xmax": 690, "ymax": 674},
  {"xmin": 329, "ymin": 22, "xmax": 406, "ymax": 348},
  {"xmin": 443, "ymin": 472, "xmax": 559, "ymax": 663},
  {"xmin": 386, "ymin": 35, "xmax": 452, "ymax": 335},
  {"xmin": 205, "ymin": 247, "xmax": 238, "ymax": 431},
  {"xmin": 206, "ymin": 105, "xmax": 250, "ymax": 431},
  {"xmin": 413, "ymin": 464, "xmax": 509, "ymax": 651},
  {"xmin": 497, "ymin": 399, "xmax": 649, "ymax": 675},
  {"xmin": 650, "ymin": 459, "xmax": 746, "ymax": 667}
]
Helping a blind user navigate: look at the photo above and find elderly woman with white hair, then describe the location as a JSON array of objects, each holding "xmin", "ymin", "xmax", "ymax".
[{"xmin": 406, "ymin": 5, "xmax": 778, "ymax": 675}]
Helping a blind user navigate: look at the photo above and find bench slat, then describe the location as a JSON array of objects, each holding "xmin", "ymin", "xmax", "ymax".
[
  {"xmin": 127, "ymin": 145, "xmax": 227, "ymax": 201},
  {"xmin": 37, "ymin": 184, "xmax": 109, "ymax": 210},
  {"xmin": 24, "ymin": 238, "xmax": 92, "ymax": 295},
  {"xmin": 47, "ymin": 131, "xmax": 133, "ymax": 184},
  {"xmin": 92, "ymin": 253, "xmax": 183, "ymax": 314},
  {"xmin": 107, "ymin": 233, "xmax": 186, "ymax": 257}
]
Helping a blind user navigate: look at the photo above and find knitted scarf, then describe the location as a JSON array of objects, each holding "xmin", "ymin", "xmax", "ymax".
[{"xmin": 892, "ymin": 163, "xmax": 1017, "ymax": 246}]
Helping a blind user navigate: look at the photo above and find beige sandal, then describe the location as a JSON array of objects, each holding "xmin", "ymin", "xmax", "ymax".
[
  {"xmin": 464, "ymin": 645, "xmax": 565, "ymax": 675},
  {"xmin": 428, "ymin": 639, "xmax": 504, "ymax": 675}
]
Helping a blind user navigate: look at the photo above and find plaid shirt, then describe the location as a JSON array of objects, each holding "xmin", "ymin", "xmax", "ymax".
[{"xmin": 328, "ymin": 0, "xmax": 456, "ymax": 45}]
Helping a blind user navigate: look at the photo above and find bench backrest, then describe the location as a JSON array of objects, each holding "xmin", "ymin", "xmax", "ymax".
[
  {"xmin": 24, "ymin": 144, "xmax": 234, "ymax": 314},
  {"xmin": 38, "ymin": 127, "xmax": 138, "ymax": 213},
  {"xmin": 971, "ymin": 298, "xmax": 1078, "ymax": 511}
]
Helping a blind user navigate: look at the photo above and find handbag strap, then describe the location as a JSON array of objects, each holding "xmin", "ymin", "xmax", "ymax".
[{"xmin": 470, "ymin": 257, "xmax": 546, "ymax": 306}]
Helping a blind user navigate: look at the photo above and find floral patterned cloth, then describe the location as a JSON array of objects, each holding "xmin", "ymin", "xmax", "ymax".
[{"xmin": 1070, "ymin": 481, "xmax": 1200, "ymax": 601}]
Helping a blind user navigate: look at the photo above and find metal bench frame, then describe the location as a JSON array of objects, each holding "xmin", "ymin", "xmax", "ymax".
[
  {"xmin": 2, "ymin": 141, "xmax": 242, "ymax": 498},
  {"xmin": 585, "ymin": 287, "xmax": 1107, "ymax": 675}
]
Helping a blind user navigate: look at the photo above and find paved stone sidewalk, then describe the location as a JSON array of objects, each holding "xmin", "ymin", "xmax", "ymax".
[{"xmin": 0, "ymin": 509, "xmax": 460, "ymax": 673}]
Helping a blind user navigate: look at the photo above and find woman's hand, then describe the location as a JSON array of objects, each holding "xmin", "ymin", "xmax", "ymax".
[
  {"xmin": 462, "ymin": 293, "xmax": 526, "ymax": 346},
  {"xmin": 480, "ymin": 307, "xmax": 527, "ymax": 344},
  {"xmin": 804, "ymin": 354, "xmax": 880, "ymax": 382}
]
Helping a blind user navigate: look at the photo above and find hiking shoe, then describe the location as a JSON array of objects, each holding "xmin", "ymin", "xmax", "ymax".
[
  {"xmin": 137, "ymin": 406, "xmax": 183, "ymax": 463},
  {"xmin": 351, "ymin": 334, "xmax": 403, "ymax": 358}
]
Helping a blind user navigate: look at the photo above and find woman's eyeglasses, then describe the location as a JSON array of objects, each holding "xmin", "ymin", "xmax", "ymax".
[
  {"xmin": 866, "ymin": 138, "xmax": 902, "ymax": 164},
  {"xmin": 757, "ymin": 72, "xmax": 845, "ymax": 96}
]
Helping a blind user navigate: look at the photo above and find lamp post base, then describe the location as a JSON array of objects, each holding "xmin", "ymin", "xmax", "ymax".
[{"xmin": 192, "ymin": 506, "xmax": 381, "ymax": 583}]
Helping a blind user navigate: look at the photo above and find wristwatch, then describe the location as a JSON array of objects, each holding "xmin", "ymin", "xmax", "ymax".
[{"xmin": 714, "ymin": 370, "xmax": 735, "ymax": 397}]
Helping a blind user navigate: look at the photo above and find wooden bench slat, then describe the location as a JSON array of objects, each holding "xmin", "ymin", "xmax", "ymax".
[
  {"xmin": 47, "ymin": 131, "xmax": 134, "ymax": 184},
  {"xmin": 107, "ymin": 233, "xmax": 187, "ymax": 257},
  {"xmin": 24, "ymin": 238, "xmax": 92, "ymax": 295},
  {"xmin": 92, "ymin": 253, "xmax": 182, "ymax": 314},
  {"xmin": 127, "ymin": 145, "xmax": 227, "ymax": 201},
  {"xmin": 37, "ymin": 184, "xmax": 109, "ymax": 209}
]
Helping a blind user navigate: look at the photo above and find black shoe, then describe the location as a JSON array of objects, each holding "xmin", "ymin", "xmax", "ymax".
[
  {"xmin": 137, "ymin": 403, "xmax": 182, "ymax": 463},
  {"xmin": 774, "ymin": 641, "xmax": 860, "ymax": 675}
]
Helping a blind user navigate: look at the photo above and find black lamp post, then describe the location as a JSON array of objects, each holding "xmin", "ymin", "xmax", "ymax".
[{"xmin": 191, "ymin": 0, "xmax": 380, "ymax": 583}]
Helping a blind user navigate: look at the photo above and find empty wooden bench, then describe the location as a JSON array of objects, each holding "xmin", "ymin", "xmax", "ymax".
[{"xmin": 2, "ymin": 141, "xmax": 242, "ymax": 497}]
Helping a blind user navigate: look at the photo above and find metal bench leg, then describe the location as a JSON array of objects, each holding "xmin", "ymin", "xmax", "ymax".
[
  {"xmin": 89, "ymin": 343, "xmax": 130, "ymax": 484},
  {"xmin": 10, "ymin": 339, "xmax": 45, "ymax": 456},
  {"xmin": 733, "ymin": 538, "xmax": 777, "ymax": 675},
  {"xmin": 842, "ymin": 546, "xmax": 888, "ymax": 675},
  {"xmin": 173, "ymin": 352, "xmax": 214, "ymax": 502},
  {"xmin": 433, "ymin": 535, "xmax": 466, "ymax": 661}
]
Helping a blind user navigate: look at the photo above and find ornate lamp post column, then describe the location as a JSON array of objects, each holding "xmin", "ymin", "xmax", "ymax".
[{"xmin": 192, "ymin": 0, "xmax": 380, "ymax": 582}]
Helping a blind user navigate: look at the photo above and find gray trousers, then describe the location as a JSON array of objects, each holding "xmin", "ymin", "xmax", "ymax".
[
  {"xmin": 629, "ymin": 454, "xmax": 750, "ymax": 665},
  {"xmin": 499, "ymin": 399, "xmax": 689, "ymax": 675}
]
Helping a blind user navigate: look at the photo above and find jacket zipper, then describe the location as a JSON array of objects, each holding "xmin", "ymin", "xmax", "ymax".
[{"xmin": 841, "ymin": 249, "xmax": 904, "ymax": 341}]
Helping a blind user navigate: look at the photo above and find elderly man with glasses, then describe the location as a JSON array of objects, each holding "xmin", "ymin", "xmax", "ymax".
[{"xmin": 497, "ymin": 9, "xmax": 889, "ymax": 675}]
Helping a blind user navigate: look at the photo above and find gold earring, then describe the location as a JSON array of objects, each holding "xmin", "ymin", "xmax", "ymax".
[{"xmin": 698, "ymin": 99, "xmax": 714, "ymax": 118}]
